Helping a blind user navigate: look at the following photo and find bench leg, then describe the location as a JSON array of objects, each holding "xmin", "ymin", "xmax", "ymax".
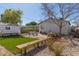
[
  {"xmin": 35, "ymin": 43, "xmax": 40, "ymax": 48},
  {"xmin": 21, "ymin": 49, "xmax": 22, "ymax": 56},
  {"xmin": 24, "ymin": 48, "xmax": 27, "ymax": 55}
]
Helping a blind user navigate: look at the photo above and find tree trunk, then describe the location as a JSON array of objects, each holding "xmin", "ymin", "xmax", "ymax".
[
  {"xmin": 59, "ymin": 22, "xmax": 62, "ymax": 36},
  {"xmin": 59, "ymin": 26, "xmax": 62, "ymax": 36}
]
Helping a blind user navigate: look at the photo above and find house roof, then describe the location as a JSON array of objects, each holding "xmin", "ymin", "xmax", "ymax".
[
  {"xmin": 0, "ymin": 22, "xmax": 18, "ymax": 26},
  {"xmin": 0, "ymin": 22, "xmax": 9, "ymax": 25},
  {"xmin": 39, "ymin": 17, "xmax": 71, "ymax": 25}
]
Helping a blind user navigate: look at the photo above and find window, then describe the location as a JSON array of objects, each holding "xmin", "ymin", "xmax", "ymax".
[{"xmin": 5, "ymin": 27, "xmax": 10, "ymax": 30}]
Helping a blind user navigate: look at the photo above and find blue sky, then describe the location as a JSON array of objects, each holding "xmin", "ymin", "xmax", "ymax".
[
  {"xmin": 0, "ymin": 3, "xmax": 77, "ymax": 26},
  {"xmin": 0, "ymin": 3, "xmax": 44, "ymax": 25}
]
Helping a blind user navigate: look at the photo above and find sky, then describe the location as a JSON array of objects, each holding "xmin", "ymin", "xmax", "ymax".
[
  {"xmin": 0, "ymin": 3, "xmax": 77, "ymax": 26},
  {"xmin": 0, "ymin": 3, "xmax": 44, "ymax": 25}
]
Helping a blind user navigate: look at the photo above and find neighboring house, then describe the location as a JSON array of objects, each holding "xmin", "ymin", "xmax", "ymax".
[
  {"xmin": 71, "ymin": 26, "xmax": 79, "ymax": 37},
  {"xmin": 71, "ymin": 26, "xmax": 79, "ymax": 33},
  {"xmin": 0, "ymin": 22, "xmax": 21, "ymax": 36},
  {"xmin": 39, "ymin": 17, "xmax": 71, "ymax": 35}
]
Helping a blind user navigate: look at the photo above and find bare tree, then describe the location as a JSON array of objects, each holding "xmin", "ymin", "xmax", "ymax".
[
  {"xmin": 41, "ymin": 3, "xmax": 79, "ymax": 35},
  {"xmin": 41, "ymin": 3, "xmax": 79, "ymax": 46},
  {"xmin": 73, "ymin": 19, "xmax": 79, "ymax": 26}
]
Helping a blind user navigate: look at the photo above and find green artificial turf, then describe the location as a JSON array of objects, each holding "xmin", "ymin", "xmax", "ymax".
[{"xmin": 0, "ymin": 35, "xmax": 36, "ymax": 54}]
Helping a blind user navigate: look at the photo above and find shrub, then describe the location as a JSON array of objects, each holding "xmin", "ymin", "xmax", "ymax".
[
  {"xmin": 47, "ymin": 37, "xmax": 64, "ymax": 56},
  {"xmin": 52, "ymin": 42, "xmax": 63, "ymax": 56},
  {"xmin": 47, "ymin": 37, "xmax": 54, "ymax": 50}
]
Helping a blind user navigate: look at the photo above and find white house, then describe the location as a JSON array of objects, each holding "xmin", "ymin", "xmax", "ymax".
[
  {"xmin": 0, "ymin": 22, "xmax": 21, "ymax": 36},
  {"xmin": 39, "ymin": 17, "xmax": 71, "ymax": 35}
]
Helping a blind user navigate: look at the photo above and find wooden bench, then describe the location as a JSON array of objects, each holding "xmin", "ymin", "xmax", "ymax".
[{"xmin": 16, "ymin": 39, "xmax": 48, "ymax": 55}]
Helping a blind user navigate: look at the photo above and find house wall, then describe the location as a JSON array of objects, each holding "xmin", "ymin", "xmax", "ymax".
[
  {"xmin": 61, "ymin": 22, "xmax": 71, "ymax": 35},
  {"xmin": 0, "ymin": 25, "xmax": 21, "ymax": 35},
  {"xmin": 39, "ymin": 19, "xmax": 71, "ymax": 35},
  {"xmin": 39, "ymin": 19, "xmax": 59, "ymax": 33}
]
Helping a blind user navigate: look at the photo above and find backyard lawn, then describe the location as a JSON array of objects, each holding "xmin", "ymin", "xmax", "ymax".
[{"xmin": 0, "ymin": 35, "xmax": 36, "ymax": 54}]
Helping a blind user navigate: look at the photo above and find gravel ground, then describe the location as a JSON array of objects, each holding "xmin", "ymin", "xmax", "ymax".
[
  {"xmin": 34, "ymin": 47, "xmax": 55, "ymax": 56},
  {"xmin": 34, "ymin": 37, "xmax": 79, "ymax": 56},
  {"xmin": 61, "ymin": 38, "xmax": 79, "ymax": 56},
  {"xmin": 62, "ymin": 46, "xmax": 79, "ymax": 56}
]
